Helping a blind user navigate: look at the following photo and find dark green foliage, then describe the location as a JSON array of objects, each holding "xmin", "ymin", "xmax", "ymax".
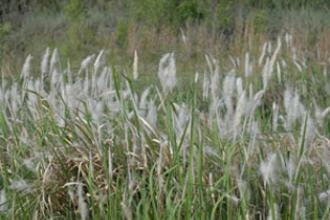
[
  {"xmin": 2, "ymin": 0, "xmax": 329, "ymax": 27},
  {"xmin": 176, "ymin": 0, "xmax": 206, "ymax": 24},
  {"xmin": 0, "ymin": 22, "xmax": 11, "ymax": 62},
  {"xmin": 215, "ymin": 0, "xmax": 236, "ymax": 30},
  {"xmin": 64, "ymin": 0, "xmax": 87, "ymax": 22},
  {"xmin": 114, "ymin": 20, "xmax": 128, "ymax": 48},
  {"xmin": 247, "ymin": 0, "xmax": 330, "ymax": 9},
  {"xmin": 0, "ymin": 0, "xmax": 329, "ymax": 73},
  {"xmin": 252, "ymin": 9, "xmax": 269, "ymax": 33}
]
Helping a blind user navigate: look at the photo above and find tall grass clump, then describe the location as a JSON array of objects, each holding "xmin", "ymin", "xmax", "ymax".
[{"xmin": 0, "ymin": 33, "xmax": 329, "ymax": 219}]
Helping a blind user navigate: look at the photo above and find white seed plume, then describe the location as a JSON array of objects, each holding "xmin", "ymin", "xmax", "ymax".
[
  {"xmin": 229, "ymin": 55, "xmax": 237, "ymax": 68},
  {"xmin": 270, "ymin": 38, "xmax": 282, "ymax": 69},
  {"xmin": 21, "ymin": 54, "xmax": 33, "ymax": 80},
  {"xmin": 79, "ymin": 54, "xmax": 95, "ymax": 74},
  {"xmin": 158, "ymin": 53, "xmax": 176, "ymax": 94},
  {"xmin": 50, "ymin": 48, "xmax": 59, "ymax": 73},
  {"xmin": 272, "ymin": 102, "xmax": 279, "ymax": 131},
  {"xmin": 285, "ymin": 157, "xmax": 296, "ymax": 190},
  {"xmin": 223, "ymin": 74, "xmax": 236, "ymax": 115},
  {"xmin": 244, "ymin": 52, "xmax": 252, "ymax": 77},
  {"xmin": 285, "ymin": 32, "xmax": 293, "ymax": 47},
  {"xmin": 210, "ymin": 68, "xmax": 220, "ymax": 100},
  {"xmin": 315, "ymin": 105, "xmax": 330, "ymax": 126},
  {"xmin": 108, "ymin": 140, "xmax": 113, "ymax": 179},
  {"xmin": 284, "ymin": 88, "xmax": 305, "ymax": 130},
  {"xmin": 180, "ymin": 28, "xmax": 187, "ymax": 44},
  {"xmin": 267, "ymin": 42, "xmax": 272, "ymax": 54},
  {"xmin": 263, "ymin": 39, "xmax": 280, "ymax": 89},
  {"xmin": 253, "ymin": 89, "xmax": 265, "ymax": 105},
  {"xmin": 236, "ymin": 77, "xmax": 243, "ymax": 97},
  {"xmin": 323, "ymin": 66, "xmax": 327, "ymax": 77},
  {"xmin": 262, "ymin": 57, "xmax": 271, "ymax": 89},
  {"xmin": 258, "ymin": 42, "xmax": 268, "ymax": 65},
  {"xmin": 194, "ymin": 72, "xmax": 199, "ymax": 83},
  {"xmin": 0, "ymin": 190, "xmax": 7, "ymax": 212},
  {"xmin": 41, "ymin": 47, "xmax": 50, "ymax": 77},
  {"xmin": 247, "ymin": 121, "xmax": 259, "ymax": 156},
  {"xmin": 94, "ymin": 49, "xmax": 106, "ymax": 74},
  {"xmin": 146, "ymin": 100, "xmax": 157, "ymax": 128},
  {"xmin": 276, "ymin": 61, "xmax": 281, "ymax": 83},
  {"xmin": 235, "ymin": 57, "xmax": 240, "ymax": 66},
  {"xmin": 233, "ymin": 91, "xmax": 246, "ymax": 139},
  {"xmin": 322, "ymin": 106, "xmax": 330, "ymax": 118},
  {"xmin": 205, "ymin": 54, "xmax": 214, "ymax": 74},
  {"xmin": 318, "ymin": 189, "xmax": 330, "ymax": 204},
  {"xmin": 260, "ymin": 153, "xmax": 279, "ymax": 186},
  {"xmin": 202, "ymin": 72, "xmax": 210, "ymax": 100},
  {"xmin": 77, "ymin": 183, "xmax": 89, "ymax": 220},
  {"xmin": 294, "ymin": 60, "xmax": 303, "ymax": 72},
  {"xmin": 133, "ymin": 50, "xmax": 139, "ymax": 80}
]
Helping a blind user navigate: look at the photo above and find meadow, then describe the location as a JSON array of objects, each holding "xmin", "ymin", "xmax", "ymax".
[
  {"xmin": 1, "ymin": 1, "xmax": 330, "ymax": 219},
  {"xmin": 0, "ymin": 31, "xmax": 329, "ymax": 219}
]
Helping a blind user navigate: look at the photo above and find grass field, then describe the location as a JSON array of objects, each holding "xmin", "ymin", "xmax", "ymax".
[{"xmin": 0, "ymin": 32, "xmax": 330, "ymax": 219}]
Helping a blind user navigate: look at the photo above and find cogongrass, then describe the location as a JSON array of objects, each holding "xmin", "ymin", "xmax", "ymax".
[{"xmin": 0, "ymin": 33, "xmax": 329, "ymax": 219}]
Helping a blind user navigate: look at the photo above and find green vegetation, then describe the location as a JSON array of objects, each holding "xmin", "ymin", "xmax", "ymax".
[
  {"xmin": 0, "ymin": 0, "xmax": 330, "ymax": 72},
  {"xmin": 0, "ymin": 0, "xmax": 330, "ymax": 219}
]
